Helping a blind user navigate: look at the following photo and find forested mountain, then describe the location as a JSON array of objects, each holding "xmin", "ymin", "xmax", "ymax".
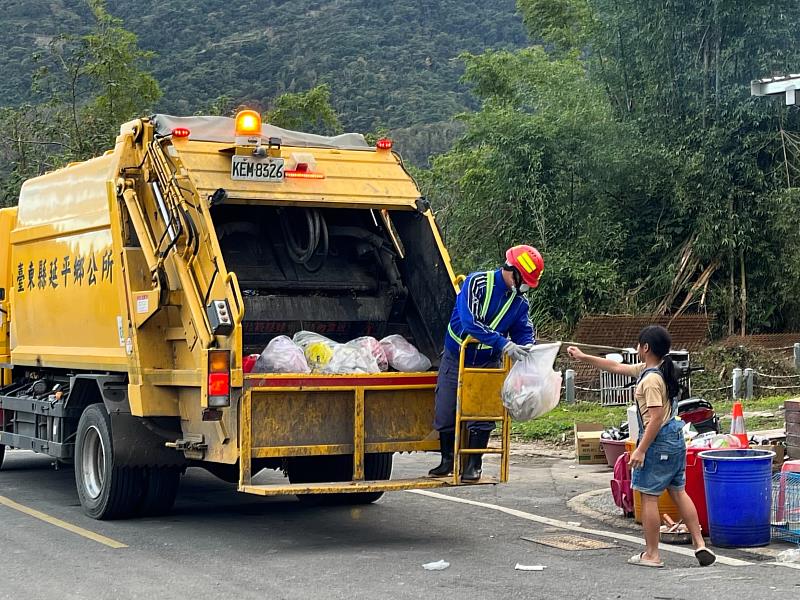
[
  {"xmin": 3, "ymin": 0, "xmax": 800, "ymax": 335},
  {"xmin": 0, "ymin": 0, "xmax": 526, "ymax": 160},
  {"xmin": 422, "ymin": 0, "xmax": 800, "ymax": 335}
]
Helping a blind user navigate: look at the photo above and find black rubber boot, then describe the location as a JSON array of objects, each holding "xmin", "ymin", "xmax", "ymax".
[
  {"xmin": 428, "ymin": 431, "xmax": 455, "ymax": 477},
  {"xmin": 461, "ymin": 430, "xmax": 491, "ymax": 482}
]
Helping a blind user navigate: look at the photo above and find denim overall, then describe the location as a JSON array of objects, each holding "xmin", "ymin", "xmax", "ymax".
[{"xmin": 631, "ymin": 367, "xmax": 687, "ymax": 495}]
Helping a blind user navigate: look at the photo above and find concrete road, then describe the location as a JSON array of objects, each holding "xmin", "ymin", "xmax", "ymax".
[{"xmin": 0, "ymin": 448, "xmax": 797, "ymax": 600}]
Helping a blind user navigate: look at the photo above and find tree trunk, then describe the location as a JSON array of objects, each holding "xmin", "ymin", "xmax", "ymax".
[
  {"xmin": 702, "ymin": 17, "xmax": 709, "ymax": 130},
  {"xmin": 714, "ymin": 1, "xmax": 721, "ymax": 117},
  {"xmin": 739, "ymin": 247, "xmax": 747, "ymax": 336},
  {"xmin": 728, "ymin": 248, "xmax": 735, "ymax": 336}
]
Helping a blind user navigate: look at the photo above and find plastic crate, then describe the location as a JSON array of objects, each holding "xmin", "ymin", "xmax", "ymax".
[{"xmin": 771, "ymin": 471, "xmax": 800, "ymax": 544}]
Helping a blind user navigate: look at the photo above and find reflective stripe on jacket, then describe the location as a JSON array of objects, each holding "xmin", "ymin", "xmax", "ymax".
[{"xmin": 443, "ymin": 269, "xmax": 534, "ymax": 363}]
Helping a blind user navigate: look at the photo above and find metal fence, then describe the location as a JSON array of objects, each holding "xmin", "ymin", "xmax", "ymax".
[
  {"xmin": 599, "ymin": 349, "xmax": 638, "ymax": 406},
  {"xmin": 562, "ymin": 343, "xmax": 800, "ymax": 403}
]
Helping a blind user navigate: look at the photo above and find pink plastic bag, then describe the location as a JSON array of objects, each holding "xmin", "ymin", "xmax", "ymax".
[
  {"xmin": 379, "ymin": 335, "xmax": 431, "ymax": 372},
  {"xmin": 348, "ymin": 337, "xmax": 388, "ymax": 372}
]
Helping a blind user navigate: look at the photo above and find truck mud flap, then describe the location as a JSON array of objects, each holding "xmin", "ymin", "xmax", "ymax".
[{"xmin": 111, "ymin": 413, "xmax": 187, "ymax": 468}]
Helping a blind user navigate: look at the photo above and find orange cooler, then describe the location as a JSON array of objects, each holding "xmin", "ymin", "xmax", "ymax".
[{"xmin": 625, "ymin": 440, "xmax": 681, "ymax": 524}]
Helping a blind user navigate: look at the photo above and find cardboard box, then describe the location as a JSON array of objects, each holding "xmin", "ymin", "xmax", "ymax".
[
  {"xmin": 772, "ymin": 445, "xmax": 786, "ymax": 471},
  {"xmin": 755, "ymin": 443, "xmax": 786, "ymax": 471},
  {"xmin": 575, "ymin": 422, "xmax": 607, "ymax": 465}
]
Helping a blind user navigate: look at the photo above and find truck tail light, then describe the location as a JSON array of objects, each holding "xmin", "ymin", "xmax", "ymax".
[
  {"xmin": 285, "ymin": 170, "xmax": 325, "ymax": 179},
  {"xmin": 208, "ymin": 350, "xmax": 231, "ymax": 407}
]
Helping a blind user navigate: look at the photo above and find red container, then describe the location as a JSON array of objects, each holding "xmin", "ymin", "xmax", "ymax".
[
  {"xmin": 685, "ymin": 447, "xmax": 709, "ymax": 534},
  {"xmin": 600, "ymin": 439, "xmax": 627, "ymax": 468},
  {"xmin": 242, "ymin": 354, "xmax": 259, "ymax": 374}
]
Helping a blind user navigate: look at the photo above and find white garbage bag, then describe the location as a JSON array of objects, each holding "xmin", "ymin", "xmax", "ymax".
[
  {"xmin": 292, "ymin": 330, "xmax": 335, "ymax": 350},
  {"xmin": 292, "ymin": 331, "xmax": 380, "ymax": 373},
  {"xmin": 325, "ymin": 342, "xmax": 380, "ymax": 374},
  {"xmin": 348, "ymin": 336, "xmax": 389, "ymax": 371},
  {"xmin": 501, "ymin": 342, "xmax": 562, "ymax": 421},
  {"xmin": 253, "ymin": 336, "xmax": 311, "ymax": 374},
  {"xmin": 379, "ymin": 334, "xmax": 432, "ymax": 372}
]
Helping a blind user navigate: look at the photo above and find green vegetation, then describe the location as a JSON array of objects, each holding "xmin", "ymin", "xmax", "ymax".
[
  {"xmin": 513, "ymin": 396, "xmax": 788, "ymax": 443},
  {"xmin": 0, "ymin": 0, "xmax": 160, "ymax": 204},
  {"xmin": 2, "ymin": 1, "xmax": 800, "ymax": 337},
  {"xmin": 691, "ymin": 345, "xmax": 800, "ymax": 401},
  {"xmin": 0, "ymin": 0, "xmax": 526, "ymax": 166},
  {"xmin": 513, "ymin": 402, "xmax": 629, "ymax": 443},
  {"xmin": 268, "ymin": 85, "xmax": 342, "ymax": 136},
  {"xmin": 422, "ymin": 0, "xmax": 800, "ymax": 336}
]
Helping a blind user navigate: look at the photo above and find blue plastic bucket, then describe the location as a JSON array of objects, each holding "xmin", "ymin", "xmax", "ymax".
[{"xmin": 699, "ymin": 449, "xmax": 775, "ymax": 547}]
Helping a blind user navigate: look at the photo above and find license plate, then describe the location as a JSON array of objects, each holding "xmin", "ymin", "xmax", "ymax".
[{"xmin": 231, "ymin": 155, "xmax": 285, "ymax": 182}]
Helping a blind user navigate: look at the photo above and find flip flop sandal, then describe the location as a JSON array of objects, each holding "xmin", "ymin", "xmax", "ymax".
[
  {"xmin": 628, "ymin": 552, "xmax": 664, "ymax": 568},
  {"xmin": 695, "ymin": 547, "xmax": 716, "ymax": 567}
]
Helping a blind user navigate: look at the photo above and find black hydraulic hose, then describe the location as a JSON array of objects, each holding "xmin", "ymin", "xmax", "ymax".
[
  {"xmin": 279, "ymin": 208, "xmax": 328, "ymax": 267},
  {"xmin": 327, "ymin": 225, "xmax": 405, "ymax": 293},
  {"xmin": 155, "ymin": 203, "xmax": 184, "ymax": 259},
  {"xmin": 327, "ymin": 226, "xmax": 390, "ymax": 251},
  {"xmin": 181, "ymin": 206, "xmax": 199, "ymax": 257},
  {"xmin": 302, "ymin": 212, "xmax": 329, "ymax": 273},
  {"xmin": 279, "ymin": 210, "xmax": 308, "ymax": 262},
  {"xmin": 203, "ymin": 259, "xmax": 219, "ymax": 307}
]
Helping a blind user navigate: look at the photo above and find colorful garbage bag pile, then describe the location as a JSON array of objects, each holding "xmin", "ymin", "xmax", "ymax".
[{"xmin": 247, "ymin": 332, "xmax": 431, "ymax": 375}]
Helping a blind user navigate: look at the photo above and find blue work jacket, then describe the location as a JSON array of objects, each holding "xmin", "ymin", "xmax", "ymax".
[{"xmin": 443, "ymin": 269, "xmax": 535, "ymax": 363}]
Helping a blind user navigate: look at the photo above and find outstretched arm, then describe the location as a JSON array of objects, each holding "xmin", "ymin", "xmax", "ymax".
[{"xmin": 566, "ymin": 346, "xmax": 633, "ymax": 376}]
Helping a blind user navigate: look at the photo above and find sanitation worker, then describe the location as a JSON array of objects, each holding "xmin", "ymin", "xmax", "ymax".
[{"xmin": 428, "ymin": 245, "xmax": 543, "ymax": 481}]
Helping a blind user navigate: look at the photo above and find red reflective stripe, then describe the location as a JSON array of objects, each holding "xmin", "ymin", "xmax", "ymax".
[{"xmin": 244, "ymin": 374, "xmax": 437, "ymax": 388}]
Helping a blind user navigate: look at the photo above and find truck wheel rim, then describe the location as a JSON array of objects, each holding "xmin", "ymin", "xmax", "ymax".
[{"xmin": 81, "ymin": 426, "xmax": 105, "ymax": 499}]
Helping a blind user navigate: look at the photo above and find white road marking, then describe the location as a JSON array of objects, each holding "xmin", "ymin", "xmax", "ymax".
[{"xmin": 408, "ymin": 489, "xmax": 752, "ymax": 567}]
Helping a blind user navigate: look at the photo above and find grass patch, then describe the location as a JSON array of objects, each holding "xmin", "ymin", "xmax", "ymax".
[
  {"xmin": 513, "ymin": 402, "xmax": 627, "ymax": 443},
  {"xmin": 513, "ymin": 396, "xmax": 789, "ymax": 443},
  {"xmin": 714, "ymin": 396, "xmax": 787, "ymax": 432}
]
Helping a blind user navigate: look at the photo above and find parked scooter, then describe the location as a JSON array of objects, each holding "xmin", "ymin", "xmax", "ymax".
[{"xmin": 674, "ymin": 364, "xmax": 722, "ymax": 435}]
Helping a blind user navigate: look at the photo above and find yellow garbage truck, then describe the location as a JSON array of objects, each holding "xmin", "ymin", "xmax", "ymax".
[{"xmin": 0, "ymin": 111, "xmax": 511, "ymax": 518}]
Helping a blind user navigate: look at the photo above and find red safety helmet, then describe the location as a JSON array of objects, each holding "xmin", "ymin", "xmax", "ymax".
[{"xmin": 505, "ymin": 245, "xmax": 544, "ymax": 289}]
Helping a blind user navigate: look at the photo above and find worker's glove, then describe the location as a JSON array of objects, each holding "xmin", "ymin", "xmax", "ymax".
[{"xmin": 502, "ymin": 341, "xmax": 530, "ymax": 362}]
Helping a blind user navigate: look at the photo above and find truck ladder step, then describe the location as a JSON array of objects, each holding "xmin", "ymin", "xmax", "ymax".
[
  {"xmin": 458, "ymin": 448, "xmax": 504, "ymax": 455},
  {"xmin": 459, "ymin": 416, "xmax": 504, "ymax": 422},
  {"xmin": 238, "ymin": 477, "xmax": 495, "ymax": 497}
]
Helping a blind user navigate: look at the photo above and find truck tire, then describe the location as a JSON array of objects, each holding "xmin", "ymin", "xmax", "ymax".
[
  {"xmin": 288, "ymin": 452, "xmax": 393, "ymax": 505},
  {"xmin": 136, "ymin": 467, "xmax": 181, "ymax": 517},
  {"xmin": 74, "ymin": 404, "xmax": 144, "ymax": 520}
]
